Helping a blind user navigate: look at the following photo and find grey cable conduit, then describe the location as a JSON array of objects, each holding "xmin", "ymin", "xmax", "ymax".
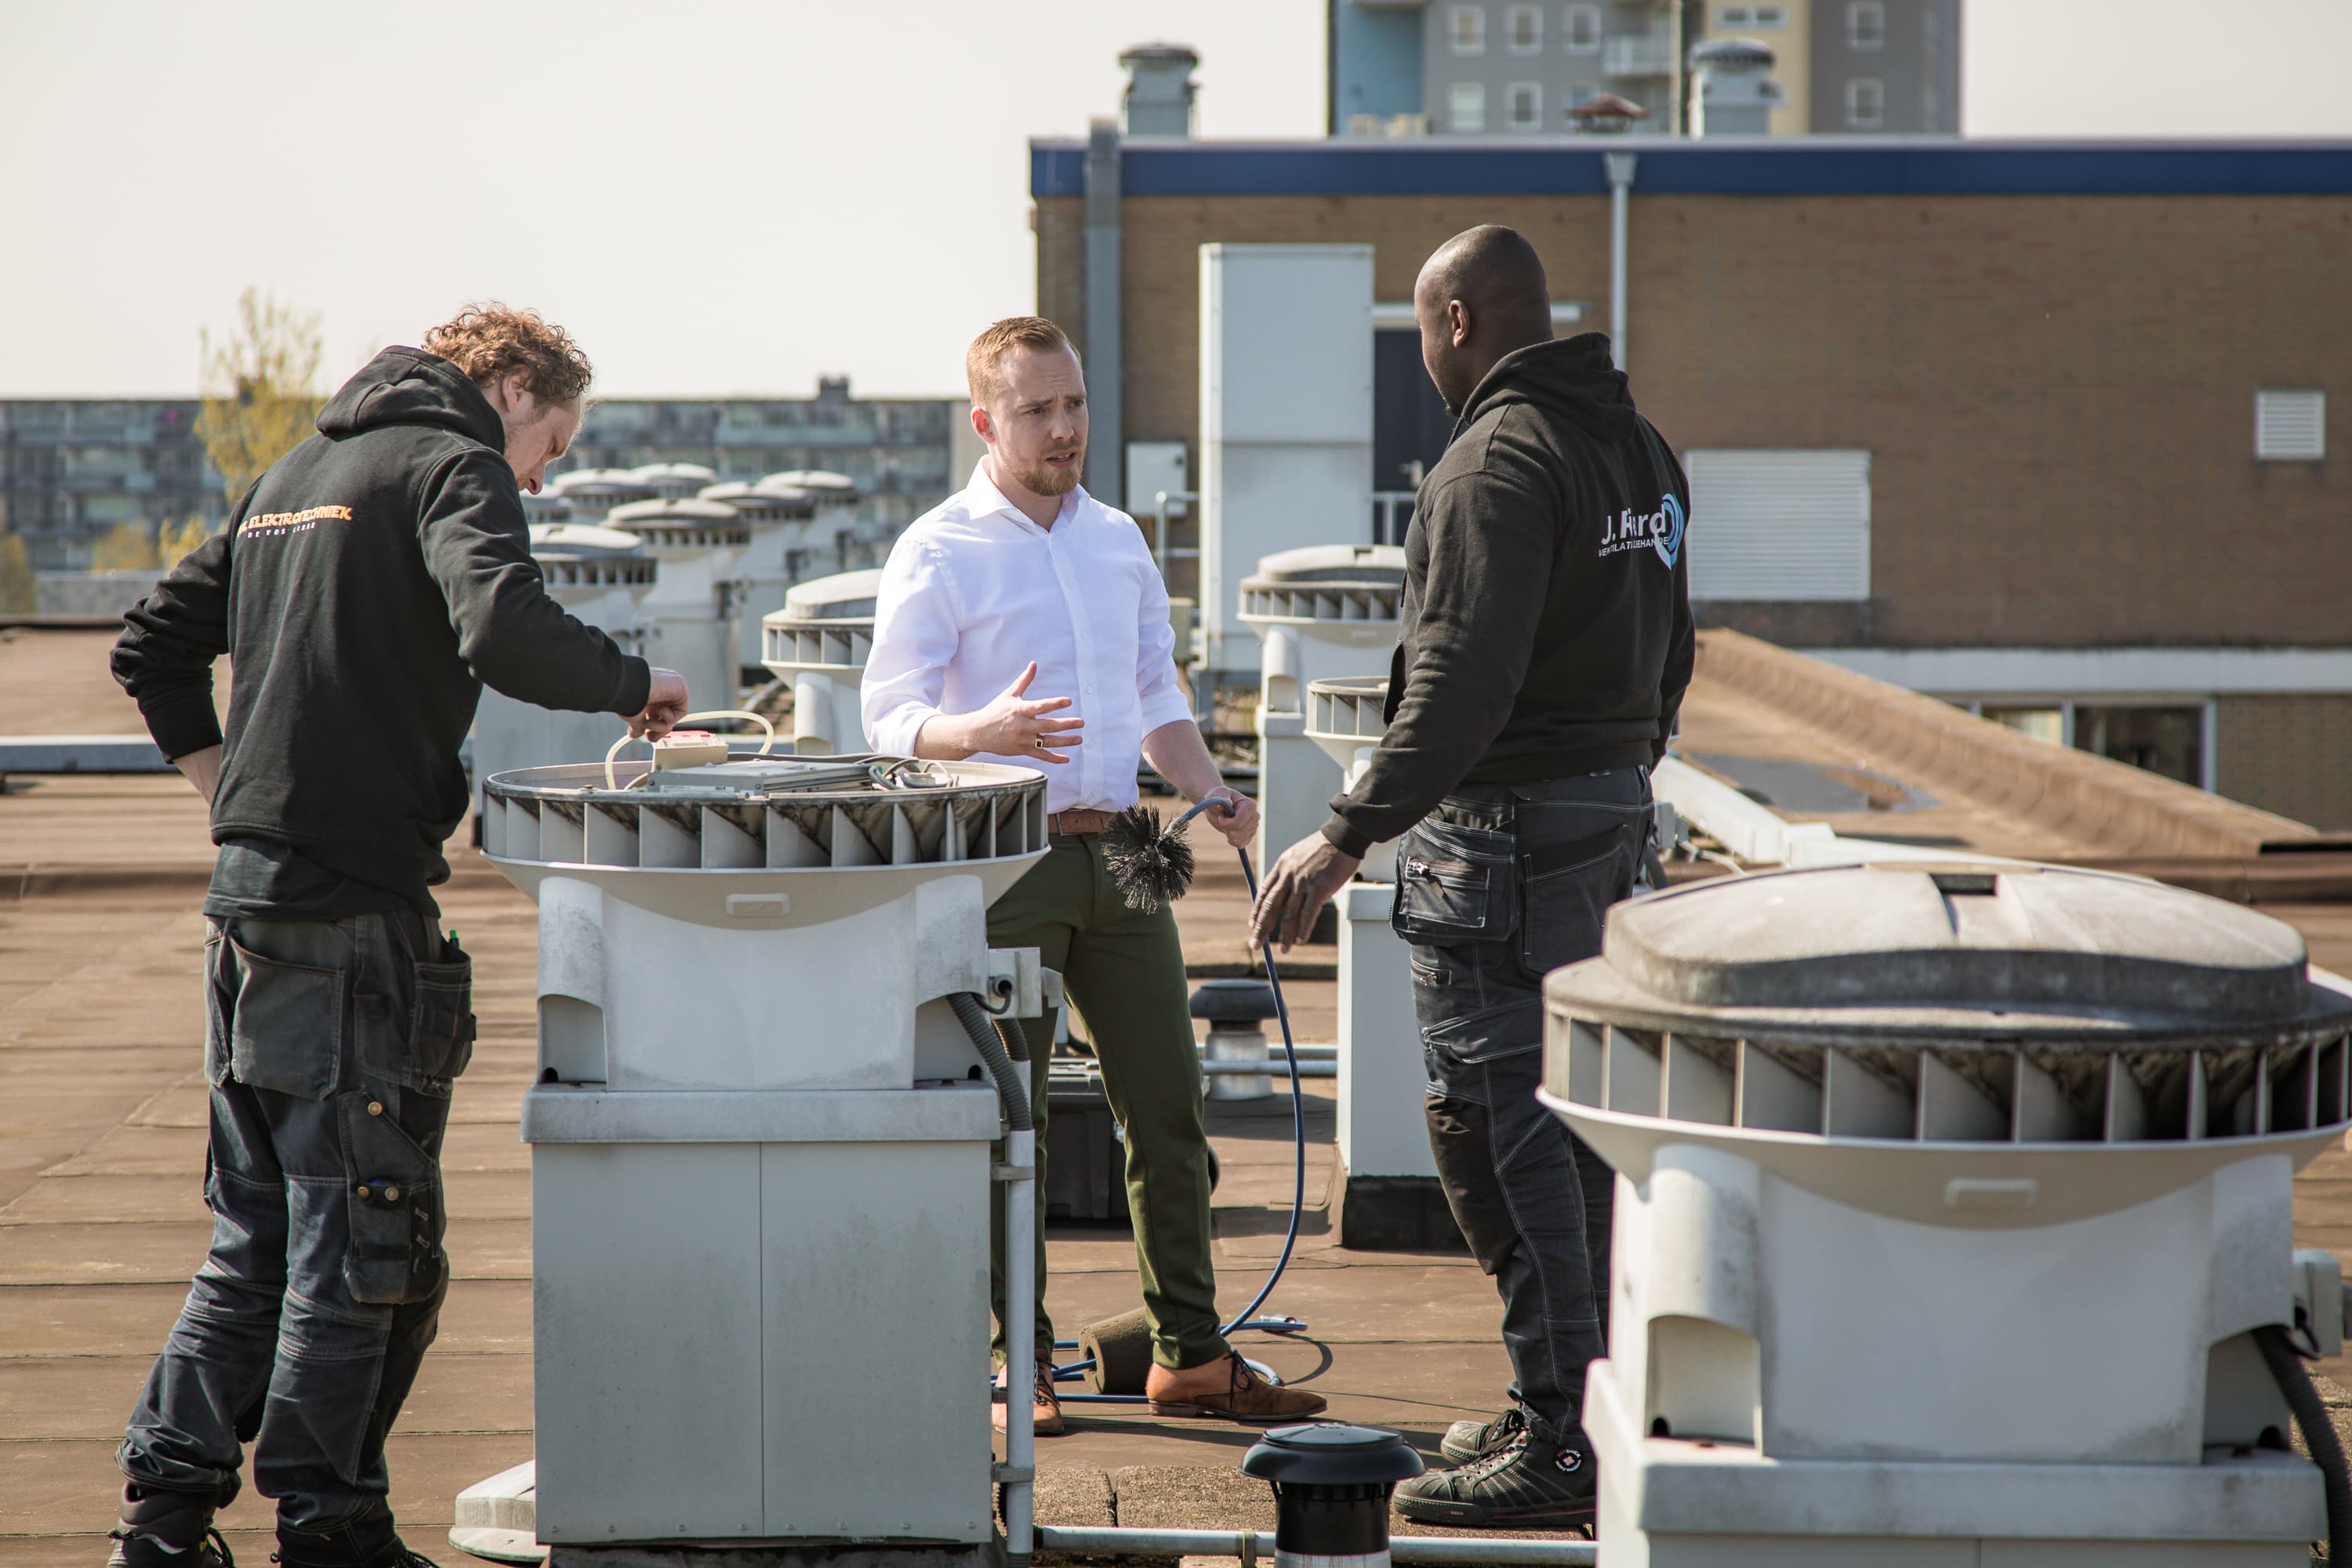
[
  {"xmin": 1037, "ymin": 1527, "xmax": 1596, "ymax": 1564},
  {"xmin": 951, "ymin": 990, "xmax": 1037, "ymax": 1566}
]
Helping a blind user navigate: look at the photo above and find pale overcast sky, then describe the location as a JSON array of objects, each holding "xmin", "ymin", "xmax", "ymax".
[{"xmin": 3, "ymin": 0, "xmax": 2347, "ymax": 399}]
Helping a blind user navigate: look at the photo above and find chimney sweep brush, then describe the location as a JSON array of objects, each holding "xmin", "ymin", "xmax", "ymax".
[{"xmin": 1102, "ymin": 799, "xmax": 1211, "ymax": 913}]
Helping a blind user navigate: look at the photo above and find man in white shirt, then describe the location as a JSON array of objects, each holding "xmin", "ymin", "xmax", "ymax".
[{"xmin": 865, "ymin": 316, "xmax": 1327, "ymax": 1433}]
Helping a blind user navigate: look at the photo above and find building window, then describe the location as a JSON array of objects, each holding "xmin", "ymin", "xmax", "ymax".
[
  {"xmin": 1450, "ymin": 5, "xmax": 1486, "ymax": 54},
  {"xmin": 2076, "ymin": 705, "xmax": 2208, "ymax": 789},
  {"xmin": 1508, "ymin": 82, "xmax": 1543, "ymax": 129},
  {"xmin": 1506, "ymin": 3, "xmax": 1542, "ymax": 53},
  {"xmin": 1982, "ymin": 706, "xmax": 2065, "ymax": 747},
  {"xmin": 1685, "ymin": 449, "xmax": 1871, "ymax": 602},
  {"xmin": 1846, "ymin": 77, "xmax": 1885, "ymax": 129},
  {"xmin": 1450, "ymin": 81, "xmax": 1488, "ymax": 132},
  {"xmin": 1752, "ymin": 4, "xmax": 1788, "ymax": 26},
  {"xmin": 1565, "ymin": 79, "xmax": 1601, "ymax": 109},
  {"xmin": 2256, "ymin": 390, "xmax": 2327, "ymax": 460},
  {"xmin": 1848, "ymin": 0, "xmax": 1885, "ymax": 50},
  {"xmin": 1563, "ymin": 3, "xmax": 1601, "ymax": 53}
]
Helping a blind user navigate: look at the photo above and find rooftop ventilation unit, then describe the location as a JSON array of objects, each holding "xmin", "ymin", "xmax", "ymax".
[
  {"xmin": 463, "ymin": 754, "xmax": 1049, "ymax": 1552},
  {"xmin": 548, "ymin": 467, "xmax": 657, "ymax": 522},
  {"xmin": 760, "ymin": 469, "xmax": 867, "ymax": 572},
  {"xmin": 605, "ymin": 496, "xmax": 752, "ymax": 713},
  {"xmin": 760, "ymin": 568, "xmax": 881, "ymax": 756},
  {"xmin": 471, "ymin": 524, "xmax": 657, "ymax": 822},
  {"xmin": 1306, "ymin": 675, "xmax": 1453, "ymax": 1247},
  {"xmin": 1544, "ymin": 861, "xmax": 2351, "ymax": 1563},
  {"xmin": 703, "ymin": 480, "xmax": 823, "ymax": 673},
  {"xmin": 626, "ymin": 460, "xmax": 719, "ymax": 499},
  {"xmin": 1237, "ymin": 545, "xmax": 1404, "ymax": 874}
]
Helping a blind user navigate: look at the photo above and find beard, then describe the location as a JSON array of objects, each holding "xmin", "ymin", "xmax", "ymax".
[{"xmin": 1008, "ymin": 445, "xmax": 1084, "ymax": 498}]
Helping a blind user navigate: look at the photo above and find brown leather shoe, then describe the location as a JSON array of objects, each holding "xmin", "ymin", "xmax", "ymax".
[
  {"xmin": 1145, "ymin": 1352, "xmax": 1327, "ymax": 1423},
  {"xmin": 993, "ymin": 1355, "xmax": 1066, "ymax": 1438}
]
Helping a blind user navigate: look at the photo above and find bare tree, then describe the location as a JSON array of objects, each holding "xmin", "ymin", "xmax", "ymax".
[
  {"xmin": 0, "ymin": 532, "xmax": 33, "ymax": 615},
  {"xmin": 196, "ymin": 289, "xmax": 324, "ymax": 506}
]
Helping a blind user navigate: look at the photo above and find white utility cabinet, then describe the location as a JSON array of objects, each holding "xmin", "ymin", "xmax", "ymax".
[{"xmin": 1198, "ymin": 243, "xmax": 1374, "ymax": 678}]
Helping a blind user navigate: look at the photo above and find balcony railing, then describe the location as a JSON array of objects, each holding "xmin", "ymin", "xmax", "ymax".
[{"xmin": 1604, "ymin": 33, "xmax": 1675, "ymax": 78}]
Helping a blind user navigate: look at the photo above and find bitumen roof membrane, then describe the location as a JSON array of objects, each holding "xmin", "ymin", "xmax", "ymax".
[{"xmin": 4, "ymin": 626, "xmax": 2350, "ymax": 1562}]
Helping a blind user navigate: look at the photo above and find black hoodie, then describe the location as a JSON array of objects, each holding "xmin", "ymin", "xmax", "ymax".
[
  {"xmin": 1322, "ymin": 333, "xmax": 1693, "ymax": 857},
  {"xmin": 113, "ymin": 347, "xmax": 652, "ymax": 912}
]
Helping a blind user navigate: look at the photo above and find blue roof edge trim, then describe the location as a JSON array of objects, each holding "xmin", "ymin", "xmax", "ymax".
[{"xmin": 1029, "ymin": 139, "xmax": 2352, "ymax": 199}]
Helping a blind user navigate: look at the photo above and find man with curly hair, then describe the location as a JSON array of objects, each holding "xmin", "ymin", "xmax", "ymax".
[{"xmin": 107, "ymin": 305, "xmax": 688, "ymax": 1568}]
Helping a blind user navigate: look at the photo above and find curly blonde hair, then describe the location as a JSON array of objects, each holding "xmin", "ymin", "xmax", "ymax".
[{"xmin": 423, "ymin": 303, "xmax": 593, "ymax": 404}]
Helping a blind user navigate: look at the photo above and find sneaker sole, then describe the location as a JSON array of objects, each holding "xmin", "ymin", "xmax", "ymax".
[{"xmin": 1393, "ymin": 1491, "xmax": 1595, "ymax": 1530}]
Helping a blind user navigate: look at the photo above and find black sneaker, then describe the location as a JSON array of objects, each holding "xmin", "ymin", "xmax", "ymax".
[
  {"xmin": 272, "ymin": 1517, "xmax": 437, "ymax": 1568},
  {"xmin": 1439, "ymin": 1405, "xmax": 1527, "ymax": 1465},
  {"xmin": 1392, "ymin": 1432, "xmax": 1596, "ymax": 1530},
  {"xmin": 108, "ymin": 1485, "xmax": 234, "ymax": 1567}
]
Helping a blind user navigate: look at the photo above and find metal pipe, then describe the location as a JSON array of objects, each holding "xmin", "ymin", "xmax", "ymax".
[
  {"xmin": 1200, "ymin": 1058, "xmax": 1335, "ymax": 1078},
  {"xmin": 1002, "ymin": 1126, "xmax": 1036, "ymax": 1566},
  {"xmin": 1603, "ymin": 151, "xmax": 1637, "ymax": 372},
  {"xmin": 1036, "ymin": 1526, "xmax": 1597, "ymax": 1565}
]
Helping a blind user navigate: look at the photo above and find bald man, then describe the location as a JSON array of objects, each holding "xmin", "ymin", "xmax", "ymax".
[{"xmin": 1253, "ymin": 225, "xmax": 1693, "ymax": 1529}]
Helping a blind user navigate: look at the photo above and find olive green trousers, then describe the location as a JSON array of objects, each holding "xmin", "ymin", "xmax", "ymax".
[{"xmin": 987, "ymin": 832, "xmax": 1227, "ymax": 1372}]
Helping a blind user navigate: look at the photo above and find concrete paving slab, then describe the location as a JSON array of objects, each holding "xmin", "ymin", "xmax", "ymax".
[
  {"xmin": 0, "ymin": 1218, "xmax": 534, "ymax": 1287},
  {"xmin": 1034, "ymin": 1465, "xmax": 1117, "ymax": 1529},
  {"xmin": 0, "ymin": 1429, "xmax": 532, "ymax": 1536}
]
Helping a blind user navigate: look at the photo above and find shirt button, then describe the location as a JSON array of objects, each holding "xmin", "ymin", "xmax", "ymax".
[
  {"xmin": 383, "ymin": 1185, "xmax": 402, "ymax": 1203},
  {"xmin": 367, "ymin": 1101, "xmax": 384, "ymax": 1117}
]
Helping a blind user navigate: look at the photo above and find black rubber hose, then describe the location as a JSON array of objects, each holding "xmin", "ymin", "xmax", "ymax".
[
  {"xmin": 2255, "ymin": 1321, "xmax": 2350, "ymax": 1563},
  {"xmin": 950, "ymin": 991, "xmax": 1033, "ymax": 1133}
]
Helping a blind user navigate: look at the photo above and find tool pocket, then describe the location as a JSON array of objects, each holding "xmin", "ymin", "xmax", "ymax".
[
  {"xmin": 1392, "ymin": 818, "xmax": 1520, "ymax": 946},
  {"xmin": 408, "ymin": 938, "xmax": 477, "ymax": 1088},
  {"xmin": 1517, "ymin": 824, "xmax": 1637, "ymax": 982},
  {"xmin": 223, "ymin": 929, "xmax": 346, "ymax": 1101},
  {"xmin": 338, "ymin": 1091, "xmax": 448, "ymax": 1305}
]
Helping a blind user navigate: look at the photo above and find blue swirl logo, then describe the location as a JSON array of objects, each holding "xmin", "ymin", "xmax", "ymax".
[{"xmin": 1653, "ymin": 493, "xmax": 1685, "ymax": 568}]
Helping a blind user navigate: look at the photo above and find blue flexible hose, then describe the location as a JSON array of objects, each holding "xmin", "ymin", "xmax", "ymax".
[{"xmin": 1048, "ymin": 800, "xmax": 1310, "ymax": 1398}]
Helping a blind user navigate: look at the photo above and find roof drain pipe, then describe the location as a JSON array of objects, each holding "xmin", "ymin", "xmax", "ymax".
[
  {"xmin": 1604, "ymin": 151, "xmax": 1636, "ymax": 372},
  {"xmin": 950, "ymin": 989, "xmax": 1036, "ymax": 1568}
]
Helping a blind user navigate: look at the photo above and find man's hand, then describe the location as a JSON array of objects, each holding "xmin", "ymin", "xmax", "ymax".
[
  {"xmin": 926, "ymin": 661, "xmax": 1083, "ymax": 763},
  {"xmin": 1250, "ymin": 834, "xmax": 1363, "ymax": 953},
  {"xmin": 1195, "ymin": 786, "xmax": 1258, "ymax": 850},
  {"xmin": 172, "ymin": 743, "xmax": 223, "ymax": 808},
  {"xmin": 628, "ymin": 668, "xmax": 691, "ymax": 740}
]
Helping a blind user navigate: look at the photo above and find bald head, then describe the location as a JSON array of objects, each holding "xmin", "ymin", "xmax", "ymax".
[{"xmin": 1413, "ymin": 225, "xmax": 1554, "ymax": 416}]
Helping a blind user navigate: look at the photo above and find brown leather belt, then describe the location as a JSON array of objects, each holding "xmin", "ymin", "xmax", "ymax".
[{"xmin": 1050, "ymin": 808, "xmax": 1116, "ymax": 837}]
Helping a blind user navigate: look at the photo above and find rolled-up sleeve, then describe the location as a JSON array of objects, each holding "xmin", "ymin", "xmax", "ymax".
[
  {"xmin": 862, "ymin": 538, "xmax": 962, "ymax": 756},
  {"xmin": 1133, "ymin": 547, "xmax": 1194, "ymax": 735}
]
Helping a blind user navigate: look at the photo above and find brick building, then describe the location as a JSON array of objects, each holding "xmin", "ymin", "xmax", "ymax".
[{"xmin": 1030, "ymin": 136, "xmax": 2352, "ymax": 824}]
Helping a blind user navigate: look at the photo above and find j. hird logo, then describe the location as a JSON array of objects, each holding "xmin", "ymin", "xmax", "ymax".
[{"xmin": 1599, "ymin": 494, "xmax": 1684, "ymax": 568}]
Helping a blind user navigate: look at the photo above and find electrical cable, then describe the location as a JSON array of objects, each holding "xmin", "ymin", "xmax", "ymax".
[
  {"xmin": 601, "ymin": 709, "xmax": 776, "ymax": 789},
  {"xmin": 2253, "ymin": 1321, "xmax": 2350, "ymax": 1563},
  {"xmin": 1051, "ymin": 796, "xmax": 1310, "ymax": 1402}
]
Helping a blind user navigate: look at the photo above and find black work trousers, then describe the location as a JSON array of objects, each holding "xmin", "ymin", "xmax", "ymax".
[{"xmin": 1395, "ymin": 768, "xmax": 1650, "ymax": 1450}]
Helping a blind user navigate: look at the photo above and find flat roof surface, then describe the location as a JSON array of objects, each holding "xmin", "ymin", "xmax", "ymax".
[{"xmin": 5, "ymin": 627, "xmax": 2350, "ymax": 1560}]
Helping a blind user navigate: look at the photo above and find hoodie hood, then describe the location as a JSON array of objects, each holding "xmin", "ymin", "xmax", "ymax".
[
  {"xmin": 316, "ymin": 347, "xmax": 505, "ymax": 451},
  {"xmin": 1457, "ymin": 332, "xmax": 1642, "ymax": 445}
]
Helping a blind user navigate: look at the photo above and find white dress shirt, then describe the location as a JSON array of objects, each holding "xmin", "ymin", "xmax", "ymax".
[{"xmin": 862, "ymin": 463, "xmax": 1194, "ymax": 814}]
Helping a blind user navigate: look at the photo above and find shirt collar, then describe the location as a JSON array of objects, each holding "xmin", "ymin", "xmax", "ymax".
[{"xmin": 963, "ymin": 460, "xmax": 1086, "ymax": 532}]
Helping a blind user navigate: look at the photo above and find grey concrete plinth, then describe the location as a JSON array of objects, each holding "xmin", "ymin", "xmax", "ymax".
[{"xmin": 546, "ymin": 1545, "xmax": 999, "ymax": 1568}]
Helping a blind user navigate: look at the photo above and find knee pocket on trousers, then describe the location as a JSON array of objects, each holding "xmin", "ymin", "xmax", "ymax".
[{"xmin": 336, "ymin": 1094, "xmax": 447, "ymax": 1306}]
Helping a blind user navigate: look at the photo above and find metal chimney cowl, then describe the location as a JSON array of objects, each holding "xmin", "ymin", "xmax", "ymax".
[
  {"xmin": 1544, "ymin": 860, "xmax": 2349, "ymax": 1562},
  {"xmin": 1120, "ymin": 42, "xmax": 1198, "ymax": 137}
]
